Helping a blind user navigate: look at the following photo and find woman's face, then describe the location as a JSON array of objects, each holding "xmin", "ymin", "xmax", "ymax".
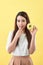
[{"xmin": 17, "ymin": 15, "xmax": 27, "ymax": 30}]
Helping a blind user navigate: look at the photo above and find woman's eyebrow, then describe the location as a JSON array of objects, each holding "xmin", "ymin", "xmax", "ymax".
[{"xmin": 17, "ymin": 19, "xmax": 20, "ymax": 21}]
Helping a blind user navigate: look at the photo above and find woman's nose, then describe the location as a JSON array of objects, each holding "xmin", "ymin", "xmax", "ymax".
[{"xmin": 20, "ymin": 21, "xmax": 23, "ymax": 25}]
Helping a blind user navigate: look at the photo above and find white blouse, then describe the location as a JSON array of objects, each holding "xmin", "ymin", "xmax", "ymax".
[{"xmin": 6, "ymin": 31, "xmax": 30, "ymax": 56}]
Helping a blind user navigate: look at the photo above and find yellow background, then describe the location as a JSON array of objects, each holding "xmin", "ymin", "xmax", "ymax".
[{"xmin": 0, "ymin": 0, "xmax": 43, "ymax": 65}]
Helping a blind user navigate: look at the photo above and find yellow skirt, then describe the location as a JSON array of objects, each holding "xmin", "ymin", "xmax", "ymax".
[{"xmin": 8, "ymin": 56, "xmax": 33, "ymax": 65}]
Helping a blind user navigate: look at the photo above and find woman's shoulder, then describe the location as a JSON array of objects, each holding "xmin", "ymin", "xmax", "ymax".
[
  {"xmin": 8, "ymin": 30, "xmax": 14, "ymax": 36},
  {"xmin": 9, "ymin": 30, "xmax": 14, "ymax": 34}
]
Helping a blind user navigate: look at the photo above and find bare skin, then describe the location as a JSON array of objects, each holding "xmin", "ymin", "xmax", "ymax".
[
  {"xmin": 7, "ymin": 28, "xmax": 24, "ymax": 53},
  {"xmin": 29, "ymin": 25, "xmax": 38, "ymax": 54}
]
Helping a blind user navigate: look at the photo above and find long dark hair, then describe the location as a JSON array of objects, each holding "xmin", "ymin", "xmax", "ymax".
[{"xmin": 11, "ymin": 11, "xmax": 32, "ymax": 49}]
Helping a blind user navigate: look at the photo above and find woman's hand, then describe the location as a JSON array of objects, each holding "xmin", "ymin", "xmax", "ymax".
[
  {"xmin": 15, "ymin": 27, "xmax": 24, "ymax": 38},
  {"xmin": 30, "ymin": 25, "xmax": 38, "ymax": 36}
]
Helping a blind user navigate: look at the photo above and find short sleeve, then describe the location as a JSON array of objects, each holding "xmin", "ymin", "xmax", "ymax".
[{"xmin": 6, "ymin": 31, "xmax": 13, "ymax": 51}]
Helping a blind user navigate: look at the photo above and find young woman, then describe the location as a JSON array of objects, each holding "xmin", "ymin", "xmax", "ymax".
[{"xmin": 6, "ymin": 11, "xmax": 37, "ymax": 65}]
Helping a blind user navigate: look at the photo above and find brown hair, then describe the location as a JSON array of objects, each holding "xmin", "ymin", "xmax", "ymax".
[{"xmin": 11, "ymin": 11, "xmax": 32, "ymax": 49}]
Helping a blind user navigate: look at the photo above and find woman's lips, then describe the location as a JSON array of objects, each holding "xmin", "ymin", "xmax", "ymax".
[
  {"xmin": 19, "ymin": 26, "xmax": 23, "ymax": 28},
  {"xmin": 19, "ymin": 26, "xmax": 24, "ymax": 29}
]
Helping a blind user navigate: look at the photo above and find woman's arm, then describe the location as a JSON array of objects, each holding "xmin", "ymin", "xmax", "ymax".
[
  {"xmin": 29, "ymin": 25, "xmax": 37, "ymax": 54},
  {"xmin": 6, "ymin": 28, "xmax": 24, "ymax": 54},
  {"xmin": 7, "ymin": 35, "xmax": 19, "ymax": 54},
  {"xmin": 29, "ymin": 35, "xmax": 36, "ymax": 54}
]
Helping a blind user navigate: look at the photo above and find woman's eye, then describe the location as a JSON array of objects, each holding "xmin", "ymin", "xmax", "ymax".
[
  {"xmin": 17, "ymin": 20, "xmax": 20, "ymax": 22},
  {"xmin": 22, "ymin": 20, "xmax": 25, "ymax": 22},
  {"xmin": 17, "ymin": 20, "xmax": 25, "ymax": 22}
]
